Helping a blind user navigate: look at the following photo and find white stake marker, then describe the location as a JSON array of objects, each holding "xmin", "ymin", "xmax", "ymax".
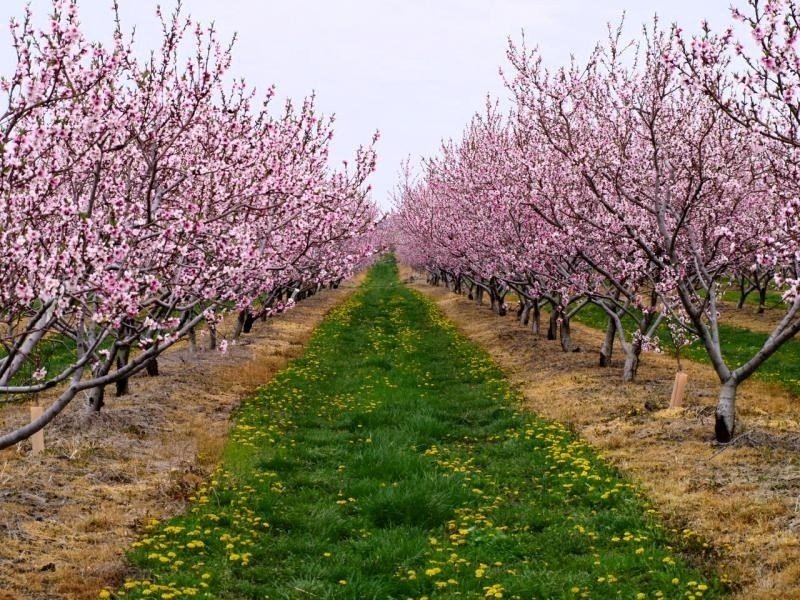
[
  {"xmin": 669, "ymin": 372, "xmax": 689, "ymax": 409},
  {"xmin": 30, "ymin": 406, "xmax": 45, "ymax": 455}
]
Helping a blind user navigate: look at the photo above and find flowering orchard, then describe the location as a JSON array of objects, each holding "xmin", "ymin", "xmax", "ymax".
[
  {"xmin": 0, "ymin": 1, "xmax": 380, "ymax": 449},
  {"xmin": 391, "ymin": 0, "xmax": 800, "ymax": 443}
]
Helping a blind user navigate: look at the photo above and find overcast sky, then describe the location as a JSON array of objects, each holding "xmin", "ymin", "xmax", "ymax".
[{"xmin": 0, "ymin": 1, "xmax": 735, "ymax": 210}]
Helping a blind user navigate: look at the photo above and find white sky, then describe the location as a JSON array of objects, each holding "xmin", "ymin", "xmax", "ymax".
[{"xmin": 0, "ymin": 1, "xmax": 734, "ymax": 210}]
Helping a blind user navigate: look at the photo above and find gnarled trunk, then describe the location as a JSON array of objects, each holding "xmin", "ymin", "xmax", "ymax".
[
  {"xmin": 736, "ymin": 276, "xmax": 748, "ymax": 309},
  {"xmin": 559, "ymin": 316, "xmax": 575, "ymax": 352},
  {"xmin": 88, "ymin": 358, "xmax": 114, "ymax": 411},
  {"xmin": 145, "ymin": 357, "xmax": 159, "ymax": 376},
  {"xmin": 188, "ymin": 326, "xmax": 198, "ymax": 353},
  {"xmin": 88, "ymin": 384, "xmax": 105, "ymax": 412},
  {"xmin": 547, "ymin": 310, "xmax": 558, "ymax": 340},
  {"xmin": 233, "ymin": 310, "xmax": 246, "ymax": 340},
  {"xmin": 715, "ymin": 379, "xmax": 737, "ymax": 443},
  {"xmin": 519, "ymin": 302, "xmax": 531, "ymax": 327},
  {"xmin": 496, "ymin": 289, "xmax": 508, "ymax": 316},
  {"xmin": 115, "ymin": 345, "xmax": 131, "ymax": 397},
  {"xmin": 531, "ymin": 302, "xmax": 541, "ymax": 335},
  {"xmin": 622, "ymin": 343, "xmax": 641, "ymax": 382},
  {"xmin": 599, "ymin": 318, "xmax": 616, "ymax": 367},
  {"xmin": 242, "ymin": 312, "xmax": 257, "ymax": 334},
  {"xmin": 758, "ymin": 286, "xmax": 768, "ymax": 314}
]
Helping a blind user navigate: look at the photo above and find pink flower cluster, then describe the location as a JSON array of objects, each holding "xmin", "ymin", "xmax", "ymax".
[
  {"xmin": 392, "ymin": 2, "xmax": 800, "ymax": 442},
  {"xmin": 0, "ymin": 1, "xmax": 380, "ymax": 448}
]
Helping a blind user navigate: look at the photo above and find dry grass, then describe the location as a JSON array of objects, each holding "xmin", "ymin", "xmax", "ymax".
[
  {"xmin": 0, "ymin": 277, "xmax": 362, "ymax": 600},
  {"xmin": 719, "ymin": 301, "xmax": 787, "ymax": 334},
  {"xmin": 404, "ymin": 268, "xmax": 800, "ymax": 600}
]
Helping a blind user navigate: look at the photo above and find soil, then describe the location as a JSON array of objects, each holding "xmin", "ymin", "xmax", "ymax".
[
  {"xmin": 719, "ymin": 300, "xmax": 789, "ymax": 335},
  {"xmin": 0, "ymin": 277, "xmax": 361, "ymax": 600},
  {"xmin": 405, "ymin": 269, "xmax": 800, "ymax": 600}
]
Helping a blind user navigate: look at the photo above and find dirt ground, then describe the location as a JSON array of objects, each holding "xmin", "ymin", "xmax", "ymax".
[
  {"xmin": 404, "ymin": 269, "xmax": 800, "ymax": 600},
  {"xmin": 0, "ymin": 277, "xmax": 361, "ymax": 600},
  {"xmin": 719, "ymin": 300, "xmax": 788, "ymax": 335}
]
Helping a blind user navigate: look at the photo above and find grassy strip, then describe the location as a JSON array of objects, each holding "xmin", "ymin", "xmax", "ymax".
[
  {"xmin": 565, "ymin": 303, "xmax": 800, "ymax": 395},
  {"xmin": 0, "ymin": 335, "xmax": 77, "ymax": 386},
  {"xmin": 719, "ymin": 287, "xmax": 783, "ymax": 309},
  {"xmin": 111, "ymin": 257, "xmax": 726, "ymax": 599}
]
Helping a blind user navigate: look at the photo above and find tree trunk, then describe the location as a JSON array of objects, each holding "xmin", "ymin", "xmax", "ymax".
[
  {"xmin": 758, "ymin": 286, "xmax": 768, "ymax": 314},
  {"xmin": 146, "ymin": 357, "xmax": 159, "ymax": 377},
  {"xmin": 519, "ymin": 302, "xmax": 531, "ymax": 327},
  {"xmin": 115, "ymin": 346, "xmax": 131, "ymax": 397},
  {"xmin": 559, "ymin": 316, "xmax": 575, "ymax": 352},
  {"xmin": 188, "ymin": 326, "xmax": 198, "ymax": 352},
  {"xmin": 547, "ymin": 310, "xmax": 558, "ymax": 341},
  {"xmin": 88, "ymin": 384, "xmax": 105, "ymax": 412},
  {"xmin": 88, "ymin": 357, "xmax": 114, "ymax": 410},
  {"xmin": 622, "ymin": 342, "xmax": 641, "ymax": 382},
  {"xmin": 233, "ymin": 311, "xmax": 246, "ymax": 341},
  {"xmin": 476, "ymin": 287, "xmax": 484, "ymax": 305},
  {"xmin": 243, "ymin": 312, "xmax": 257, "ymax": 333},
  {"xmin": 715, "ymin": 379, "xmax": 738, "ymax": 443},
  {"xmin": 737, "ymin": 276, "xmax": 747, "ymax": 309},
  {"xmin": 208, "ymin": 327, "xmax": 217, "ymax": 351},
  {"xmin": 531, "ymin": 302, "xmax": 541, "ymax": 335},
  {"xmin": 498, "ymin": 298, "xmax": 507, "ymax": 316},
  {"xmin": 599, "ymin": 318, "xmax": 616, "ymax": 367}
]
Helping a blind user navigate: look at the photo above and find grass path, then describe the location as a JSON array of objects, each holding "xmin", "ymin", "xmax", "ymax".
[{"xmin": 112, "ymin": 258, "xmax": 725, "ymax": 599}]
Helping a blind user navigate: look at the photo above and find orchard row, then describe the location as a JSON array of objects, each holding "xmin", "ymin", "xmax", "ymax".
[
  {"xmin": 391, "ymin": 0, "xmax": 800, "ymax": 442},
  {"xmin": 0, "ymin": 1, "xmax": 380, "ymax": 448}
]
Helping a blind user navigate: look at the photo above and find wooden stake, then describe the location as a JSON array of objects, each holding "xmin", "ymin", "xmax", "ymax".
[
  {"xmin": 669, "ymin": 372, "xmax": 689, "ymax": 408},
  {"xmin": 30, "ymin": 406, "xmax": 44, "ymax": 455}
]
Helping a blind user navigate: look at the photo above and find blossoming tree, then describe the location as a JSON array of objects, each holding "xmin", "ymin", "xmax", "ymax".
[{"xmin": 0, "ymin": 0, "xmax": 379, "ymax": 449}]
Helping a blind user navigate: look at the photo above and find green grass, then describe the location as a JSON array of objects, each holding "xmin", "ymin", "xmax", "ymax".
[
  {"xmin": 719, "ymin": 285, "xmax": 784, "ymax": 309},
  {"xmin": 555, "ymin": 302, "xmax": 800, "ymax": 396},
  {"xmin": 114, "ymin": 257, "xmax": 727, "ymax": 599},
  {"xmin": 0, "ymin": 335, "xmax": 78, "ymax": 386},
  {"xmin": 680, "ymin": 323, "xmax": 800, "ymax": 393}
]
